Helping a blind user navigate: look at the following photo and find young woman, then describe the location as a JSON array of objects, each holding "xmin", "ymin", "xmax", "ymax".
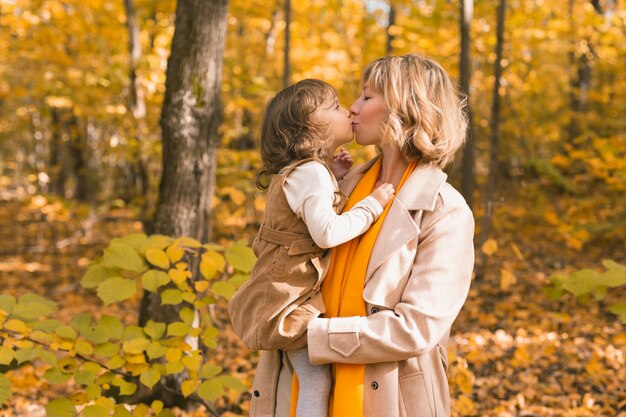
[{"xmin": 249, "ymin": 54, "xmax": 475, "ymax": 417}]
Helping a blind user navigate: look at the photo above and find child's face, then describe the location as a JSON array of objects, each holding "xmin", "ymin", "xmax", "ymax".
[{"xmin": 312, "ymin": 95, "xmax": 353, "ymax": 152}]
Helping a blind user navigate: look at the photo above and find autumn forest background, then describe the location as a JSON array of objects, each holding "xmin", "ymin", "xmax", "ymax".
[{"xmin": 1, "ymin": 0, "xmax": 625, "ymax": 416}]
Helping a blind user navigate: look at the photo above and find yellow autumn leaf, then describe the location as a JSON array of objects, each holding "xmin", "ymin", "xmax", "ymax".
[
  {"xmin": 500, "ymin": 267, "xmax": 517, "ymax": 290},
  {"xmin": 195, "ymin": 281, "xmax": 209, "ymax": 292},
  {"xmin": 166, "ymin": 244, "xmax": 184, "ymax": 263},
  {"xmin": 145, "ymin": 249, "xmax": 170, "ymax": 269},
  {"xmin": 176, "ymin": 237, "xmax": 202, "ymax": 248},
  {"xmin": 510, "ymin": 242, "xmax": 525, "ymax": 261},
  {"xmin": 150, "ymin": 400, "xmax": 164, "ymax": 414},
  {"xmin": 168, "ymin": 268, "xmax": 188, "ymax": 285},
  {"xmin": 165, "ymin": 347, "xmax": 182, "ymax": 363},
  {"xmin": 221, "ymin": 186, "xmax": 246, "ymax": 205},
  {"xmin": 511, "ymin": 345, "xmax": 531, "ymax": 367},
  {"xmin": 450, "ymin": 365, "xmax": 474, "ymax": 394},
  {"xmin": 254, "ymin": 195, "xmax": 266, "ymax": 212},
  {"xmin": 455, "ymin": 394, "xmax": 477, "ymax": 415},
  {"xmin": 181, "ymin": 380, "xmax": 200, "ymax": 398},
  {"xmin": 481, "ymin": 239, "xmax": 498, "ymax": 256}
]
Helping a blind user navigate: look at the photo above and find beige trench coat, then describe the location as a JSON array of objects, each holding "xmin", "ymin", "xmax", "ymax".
[{"xmin": 249, "ymin": 156, "xmax": 475, "ymax": 417}]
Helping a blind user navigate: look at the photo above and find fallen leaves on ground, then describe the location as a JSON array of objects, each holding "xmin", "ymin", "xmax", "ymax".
[{"xmin": 1, "ymin": 195, "xmax": 625, "ymax": 416}]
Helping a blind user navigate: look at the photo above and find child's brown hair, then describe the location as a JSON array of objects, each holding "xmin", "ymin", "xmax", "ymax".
[{"xmin": 257, "ymin": 79, "xmax": 338, "ymax": 189}]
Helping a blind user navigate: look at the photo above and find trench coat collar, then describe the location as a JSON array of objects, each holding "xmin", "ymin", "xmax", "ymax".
[
  {"xmin": 338, "ymin": 153, "xmax": 448, "ymax": 211},
  {"xmin": 338, "ymin": 154, "xmax": 448, "ymax": 282}
]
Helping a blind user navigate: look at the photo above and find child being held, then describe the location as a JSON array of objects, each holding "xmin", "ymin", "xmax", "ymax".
[{"xmin": 228, "ymin": 79, "xmax": 394, "ymax": 417}]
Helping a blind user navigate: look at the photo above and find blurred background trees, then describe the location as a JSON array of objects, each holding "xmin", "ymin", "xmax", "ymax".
[{"xmin": 1, "ymin": 0, "xmax": 624, "ymax": 252}]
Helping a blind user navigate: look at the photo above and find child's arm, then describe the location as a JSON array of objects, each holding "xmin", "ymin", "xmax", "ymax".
[{"xmin": 284, "ymin": 162, "xmax": 394, "ymax": 249}]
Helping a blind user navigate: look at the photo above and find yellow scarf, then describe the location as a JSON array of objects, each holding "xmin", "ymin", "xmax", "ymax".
[{"xmin": 290, "ymin": 157, "xmax": 417, "ymax": 417}]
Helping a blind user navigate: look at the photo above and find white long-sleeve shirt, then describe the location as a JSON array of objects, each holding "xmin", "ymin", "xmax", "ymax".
[{"xmin": 283, "ymin": 161, "xmax": 383, "ymax": 249}]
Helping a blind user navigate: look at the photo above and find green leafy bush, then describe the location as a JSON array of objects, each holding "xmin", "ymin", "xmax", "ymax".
[
  {"xmin": 0, "ymin": 233, "xmax": 255, "ymax": 416},
  {"xmin": 545, "ymin": 259, "xmax": 626, "ymax": 323}
]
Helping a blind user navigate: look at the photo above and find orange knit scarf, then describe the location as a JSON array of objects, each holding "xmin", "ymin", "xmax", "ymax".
[{"xmin": 289, "ymin": 157, "xmax": 417, "ymax": 417}]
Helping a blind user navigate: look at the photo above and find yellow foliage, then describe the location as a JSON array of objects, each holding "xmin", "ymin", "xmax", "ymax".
[
  {"xmin": 165, "ymin": 347, "xmax": 182, "ymax": 363},
  {"xmin": 144, "ymin": 249, "xmax": 170, "ymax": 269},
  {"xmin": 166, "ymin": 244, "xmax": 185, "ymax": 263},
  {"xmin": 500, "ymin": 267, "xmax": 517, "ymax": 291},
  {"xmin": 454, "ymin": 394, "xmax": 477, "ymax": 416},
  {"xmin": 481, "ymin": 239, "xmax": 498, "ymax": 257}
]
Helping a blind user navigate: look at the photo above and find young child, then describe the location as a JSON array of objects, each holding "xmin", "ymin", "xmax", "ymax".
[{"xmin": 228, "ymin": 79, "xmax": 394, "ymax": 417}]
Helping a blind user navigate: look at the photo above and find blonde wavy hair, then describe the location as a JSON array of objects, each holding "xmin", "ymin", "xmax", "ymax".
[
  {"xmin": 362, "ymin": 54, "xmax": 468, "ymax": 167},
  {"xmin": 256, "ymin": 79, "xmax": 336, "ymax": 189}
]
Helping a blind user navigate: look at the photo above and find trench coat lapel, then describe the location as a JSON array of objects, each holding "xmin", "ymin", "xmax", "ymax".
[
  {"xmin": 339, "ymin": 156, "xmax": 448, "ymax": 284},
  {"xmin": 364, "ymin": 161, "xmax": 448, "ymax": 283}
]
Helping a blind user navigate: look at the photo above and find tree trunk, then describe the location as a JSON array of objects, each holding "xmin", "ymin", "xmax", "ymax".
[
  {"xmin": 386, "ymin": 1, "xmax": 396, "ymax": 55},
  {"xmin": 49, "ymin": 108, "xmax": 66, "ymax": 197},
  {"xmin": 66, "ymin": 111, "xmax": 91, "ymax": 202},
  {"xmin": 459, "ymin": 0, "xmax": 474, "ymax": 209},
  {"xmin": 477, "ymin": 0, "xmax": 505, "ymax": 279},
  {"xmin": 137, "ymin": 0, "xmax": 228, "ymax": 408},
  {"xmin": 124, "ymin": 0, "xmax": 150, "ymax": 217},
  {"xmin": 150, "ymin": 0, "xmax": 228, "ymax": 242},
  {"xmin": 124, "ymin": 0, "xmax": 146, "ymax": 120},
  {"xmin": 568, "ymin": 0, "xmax": 607, "ymax": 144},
  {"xmin": 283, "ymin": 0, "xmax": 291, "ymax": 88}
]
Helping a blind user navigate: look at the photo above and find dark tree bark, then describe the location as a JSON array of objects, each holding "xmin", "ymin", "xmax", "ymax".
[
  {"xmin": 459, "ymin": 0, "xmax": 474, "ymax": 209},
  {"xmin": 477, "ymin": 0, "xmax": 505, "ymax": 278},
  {"xmin": 283, "ymin": 0, "xmax": 291, "ymax": 88},
  {"xmin": 567, "ymin": 0, "xmax": 610, "ymax": 144},
  {"xmin": 49, "ymin": 108, "xmax": 66, "ymax": 197},
  {"xmin": 386, "ymin": 1, "xmax": 396, "ymax": 55},
  {"xmin": 62, "ymin": 110, "xmax": 92, "ymax": 202},
  {"xmin": 150, "ymin": 0, "xmax": 229, "ymax": 242}
]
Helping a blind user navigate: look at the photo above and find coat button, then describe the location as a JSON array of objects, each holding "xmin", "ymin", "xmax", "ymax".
[
  {"xmin": 370, "ymin": 307, "xmax": 379, "ymax": 314},
  {"xmin": 253, "ymin": 390, "xmax": 260, "ymax": 397},
  {"xmin": 371, "ymin": 381, "xmax": 379, "ymax": 390}
]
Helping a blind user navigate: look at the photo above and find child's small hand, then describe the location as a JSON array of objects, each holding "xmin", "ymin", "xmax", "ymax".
[
  {"xmin": 329, "ymin": 148, "xmax": 354, "ymax": 180},
  {"xmin": 370, "ymin": 183, "xmax": 395, "ymax": 207}
]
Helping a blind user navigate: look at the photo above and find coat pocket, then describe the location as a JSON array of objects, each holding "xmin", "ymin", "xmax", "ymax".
[
  {"xmin": 327, "ymin": 317, "xmax": 361, "ymax": 357},
  {"xmin": 399, "ymin": 371, "xmax": 434, "ymax": 417},
  {"xmin": 328, "ymin": 332, "xmax": 360, "ymax": 357}
]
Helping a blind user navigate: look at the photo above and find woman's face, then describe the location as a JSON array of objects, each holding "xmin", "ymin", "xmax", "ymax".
[{"xmin": 349, "ymin": 84, "xmax": 387, "ymax": 147}]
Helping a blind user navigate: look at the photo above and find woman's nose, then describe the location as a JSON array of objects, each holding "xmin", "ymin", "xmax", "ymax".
[{"xmin": 349, "ymin": 100, "xmax": 360, "ymax": 116}]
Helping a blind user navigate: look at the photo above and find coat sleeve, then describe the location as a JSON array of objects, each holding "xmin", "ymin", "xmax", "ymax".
[{"xmin": 307, "ymin": 192, "xmax": 475, "ymax": 365}]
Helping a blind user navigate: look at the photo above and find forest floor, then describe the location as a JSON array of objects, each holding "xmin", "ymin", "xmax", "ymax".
[{"xmin": 0, "ymin": 189, "xmax": 625, "ymax": 417}]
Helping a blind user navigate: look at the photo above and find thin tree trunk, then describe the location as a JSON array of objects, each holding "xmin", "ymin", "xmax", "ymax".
[
  {"xmin": 568, "ymin": 0, "xmax": 606, "ymax": 144},
  {"xmin": 283, "ymin": 0, "xmax": 291, "ymax": 88},
  {"xmin": 459, "ymin": 0, "xmax": 474, "ymax": 209},
  {"xmin": 66, "ymin": 111, "xmax": 91, "ymax": 201},
  {"xmin": 386, "ymin": 1, "xmax": 396, "ymax": 55},
  {"xmin": 49, "ymin": 108, "xmax": 66, "ymax": 197},
  {"xmin": 125, "ymin": 0, "xmax": 146, "ymax": 120},
  {"xmin": 477, "ymin": 0, "xmax": 505, "ymax": 278},
  {"xmin": 124, "ymin": 0, "xmax": 150, "ymax": 217}
]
